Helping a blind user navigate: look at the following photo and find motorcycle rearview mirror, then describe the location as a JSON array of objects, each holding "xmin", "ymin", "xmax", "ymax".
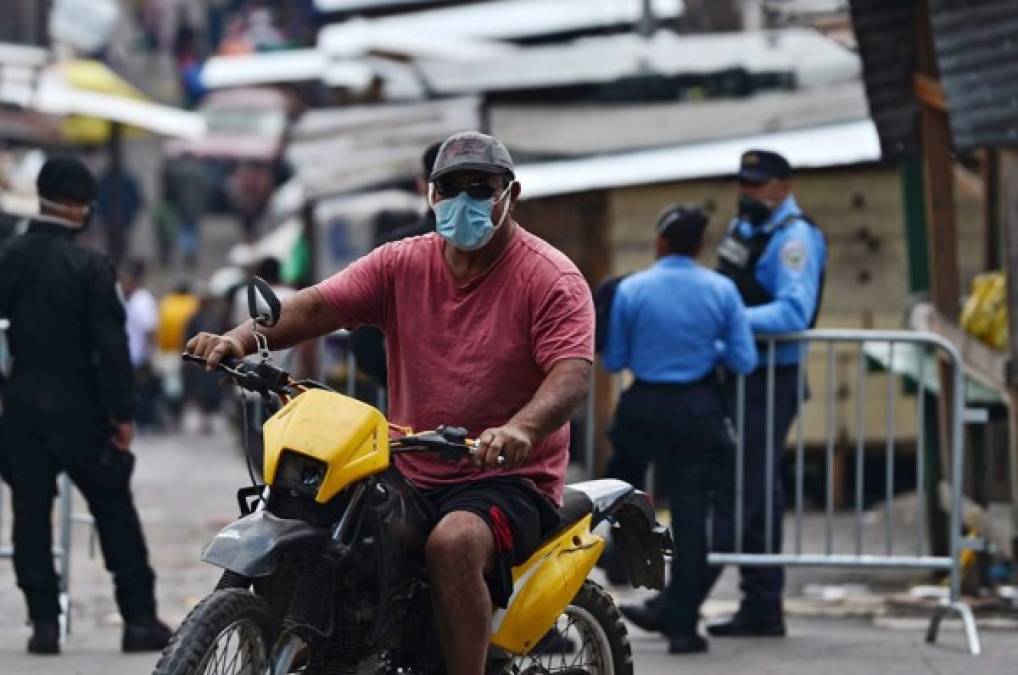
[{"xmin": 247, "ymin": 276, "xmax": 282, "ymax": 328}]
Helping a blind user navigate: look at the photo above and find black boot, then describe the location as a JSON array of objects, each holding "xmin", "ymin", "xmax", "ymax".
[
  {"xmin": 27, "ymin": 621, "xmax": 60, "ymax": 655},
  {"xmin": 123, "ymin": 617, "xmax": 173, "ymax": 653},
  {"xmin": 619, "ymin": 599, "xmax": 665, "ymax": 633},
  {"xmin": 706, "ymin": 613, "xmax": 786, "ymax": 637},
  {"xmin": 668, "ymin": 633, "xmax": 709, "ymax": 654}
]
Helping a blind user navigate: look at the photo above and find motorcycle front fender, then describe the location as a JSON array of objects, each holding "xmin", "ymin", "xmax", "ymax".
[{"xmin": 201, "ymin": 511, "xmax": 328, "ymax": 578}]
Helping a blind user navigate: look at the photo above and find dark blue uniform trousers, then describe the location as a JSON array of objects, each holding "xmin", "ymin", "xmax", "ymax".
[
  {"xmin": 607, "ymin": 380, "xmax": 730, "ymax": 637},
  {"xmin": 697, "ymin": 365, "xmax": 801, "ymax": 618}
]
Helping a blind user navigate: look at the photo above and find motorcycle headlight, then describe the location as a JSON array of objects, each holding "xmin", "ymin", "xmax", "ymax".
[{"xmin": 276, "ymin": 451, "xmax": 328, "ymax": 499}]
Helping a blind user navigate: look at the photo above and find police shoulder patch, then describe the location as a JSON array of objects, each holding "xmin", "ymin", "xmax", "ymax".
[{"xmin": 780, "ymin": 238, "xmax": 808, "ymax": 272}]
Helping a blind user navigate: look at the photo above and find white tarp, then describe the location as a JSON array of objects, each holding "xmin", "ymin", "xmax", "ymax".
[
  {"xmin": 514, "ymin": 118, "xmax": 881, "ymax": 200},
  {"xmin": 202, "ymin": 49, "xmax": 329, "ymax": 89},
  {"xmin": 419, "ymin": 28, "xmax": 861, "ymax": 95},
  {"xmin": 319, "ymin": 0, "xmax": 684, "ymax": 47},
  {"xmin": 314, "ymin": 0, "xmax": 434, "ymax": 11},
  {"xmin": 318, "ymin": 17, "xmax": 513, "ymax": 62}
]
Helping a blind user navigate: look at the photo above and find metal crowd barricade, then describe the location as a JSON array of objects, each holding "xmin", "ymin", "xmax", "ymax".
[
  {"xmin": 0, "ymin": 318, "xmax": 76, "ymax": 634},
  {"xmin": 702, "ymin": 329, "xmax": 980, "ymax": 655}
]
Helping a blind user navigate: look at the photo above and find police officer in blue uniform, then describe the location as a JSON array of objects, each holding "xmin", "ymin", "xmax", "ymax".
[
  {"xmin": 705, "ymin": 149, "xmax": 827, "ymax": 637},
  {"xmin": 604, "ymin": 205, "xmax": 756, "ymax": 654}
]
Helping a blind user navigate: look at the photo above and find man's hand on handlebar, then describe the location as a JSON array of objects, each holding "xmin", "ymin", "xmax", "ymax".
[
  {"xmin": 185, "ymin": 332, "xmax": 245, "ymax": 371},
  {"xmin": 475, "ymin": 423, "xmax": 533, "ymax": 470}
]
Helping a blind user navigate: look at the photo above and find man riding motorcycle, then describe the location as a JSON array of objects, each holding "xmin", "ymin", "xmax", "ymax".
[{"xmin": 187, "ymin": 132, "xmax": 594, "ymax": 675}]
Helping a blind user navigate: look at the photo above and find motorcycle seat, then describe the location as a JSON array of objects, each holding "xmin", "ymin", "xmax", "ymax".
[
  {"xmin": 556, "ymin": 487, "xmax": 594, "ymax": 527},
  {"xmin": 545, "ymin": 480, "xmax": 639, "ymax": 541}
]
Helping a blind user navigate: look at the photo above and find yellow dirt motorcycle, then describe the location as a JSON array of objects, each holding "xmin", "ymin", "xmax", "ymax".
[{"xmin": 154, "ymin": 279, "xmax": 673, "ymax": 675}]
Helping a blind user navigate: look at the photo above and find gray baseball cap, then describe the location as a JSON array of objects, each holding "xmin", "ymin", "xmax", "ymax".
[{"xmin": 430, "ymin": 131, "xmax": 514, "ymax": 181}]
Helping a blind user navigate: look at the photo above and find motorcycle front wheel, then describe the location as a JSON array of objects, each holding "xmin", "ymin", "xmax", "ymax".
[
  {"xmin": 153, "ymin": 589, "xmax": 275, "ymax": 675},
  {"xmin": 505, "ymin": 580, "xmax": 633, "ymax": 675}
]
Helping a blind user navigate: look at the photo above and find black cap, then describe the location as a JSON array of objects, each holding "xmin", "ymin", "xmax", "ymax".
[
  {"xmin": 655, "ymin": 204, "xmax": 709, "ymax": 239},
  {"xmin": 737, "ymin": 149, "xmax": 791, "ymax": 182},
  {"xmin": 431, "ymin": 131, "xmax": 514, "ymax": 182},
  {"xmin": 36, "ymin": 156, "xmax": 96, "ymax": 204}
]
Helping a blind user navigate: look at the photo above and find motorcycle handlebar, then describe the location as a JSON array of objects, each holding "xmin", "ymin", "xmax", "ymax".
[{"xmin": 181, "ymin": 353, "xmax": 241, "ymax": 371}]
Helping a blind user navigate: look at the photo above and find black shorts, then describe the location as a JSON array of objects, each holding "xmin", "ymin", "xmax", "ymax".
[{"xmin": 420, "ymin": 477, "xmax": 561, "ymax": 608}]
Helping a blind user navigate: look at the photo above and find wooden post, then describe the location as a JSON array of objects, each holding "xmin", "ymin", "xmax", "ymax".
[
  {"xmin": 915, "ymin": 0, "xmax": 958, "ymax": 557},
  {"xmin": 999, "ymin": 149, "xmax": 1018, "ymax": 568},
  {"xmin": 983, "ymin": 149, "xmax": 1001, "ymax": 271}
]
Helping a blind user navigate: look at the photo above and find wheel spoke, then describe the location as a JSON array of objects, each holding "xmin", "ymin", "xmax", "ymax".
[{"xmin": 198, "ymin": 619, "xmax": 267, "ymax": 675}]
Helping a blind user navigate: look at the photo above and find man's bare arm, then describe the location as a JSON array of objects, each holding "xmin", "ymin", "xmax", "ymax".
[
  {"xmin": 475, "ymin": 358, "xmax": 592, "ymax": 469},
  {"xmin": 186, "ymin": 287, "xmax": 343, "ymax": 368}
]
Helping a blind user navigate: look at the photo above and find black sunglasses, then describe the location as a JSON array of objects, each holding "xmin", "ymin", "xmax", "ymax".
[{"xmin": 434, "ymin": 180, "xmax": 503, "ymax": 200}]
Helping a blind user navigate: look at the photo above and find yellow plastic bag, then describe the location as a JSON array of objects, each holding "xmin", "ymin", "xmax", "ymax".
[{"xmin": 960, "ymin": 272, "xmax": 1009, "ymax": 350}]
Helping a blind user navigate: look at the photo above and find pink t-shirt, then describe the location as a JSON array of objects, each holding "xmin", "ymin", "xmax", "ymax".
[{"xmin": 314, "ymin": 228, "xmax": 594, "ymax": 504}]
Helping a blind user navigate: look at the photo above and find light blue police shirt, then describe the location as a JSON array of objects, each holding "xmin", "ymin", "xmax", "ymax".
[
  {"xmin": 731, "ymin": 195, "xmax": 827, "ymax": 366},
  {"xmin": 602, "ymin": 255, "xmax": 757, "ymax": 382}
]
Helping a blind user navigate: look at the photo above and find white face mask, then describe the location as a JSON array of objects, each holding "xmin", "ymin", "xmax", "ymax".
[{"xmin": 38, "ymin": 196, "xmax": 93, "ymax": 229}]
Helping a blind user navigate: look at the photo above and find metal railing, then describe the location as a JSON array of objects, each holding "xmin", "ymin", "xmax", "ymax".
[
  {"xmin": 322, "ymin": 325, "xmax": 981, "ymax": 654},
  {"xmin": 0, "ymin": 318, "xmax": 76, "ymax": 635},
  {"xmin": 601, "ymin": 329, "xmax": 981, "ymax": 655}
]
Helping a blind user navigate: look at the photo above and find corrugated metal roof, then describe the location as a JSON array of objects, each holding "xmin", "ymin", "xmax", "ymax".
[
  {"xmin": 848, "ymin": 0, "xmax": 919, "ymax": 158},
  {"xmin": 515, "ymin": 119, "xmax": 881, "ymax": 200},
  {"xmin": 930, "ymin": 0, "xmax": 1018, "ymax": 150}
]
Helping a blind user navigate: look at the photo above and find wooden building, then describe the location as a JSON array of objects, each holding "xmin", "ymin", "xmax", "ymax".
[{"xmin": 513, "ymin": 119, "xmax": 986, "ymax": 488}]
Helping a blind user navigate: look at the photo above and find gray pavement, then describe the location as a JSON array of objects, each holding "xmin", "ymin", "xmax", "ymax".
[{"xmin": 0, "ymin": 423, "xmax": 1014, "ymax": 674}]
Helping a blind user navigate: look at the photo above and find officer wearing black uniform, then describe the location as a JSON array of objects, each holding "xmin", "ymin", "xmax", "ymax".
[
  {"xmin": 603, "ymin": 206, "xmax": 757, "ymax": 654},
  {"xmin": 0, "ymin": 157, "xmax": 171, "ymax": 655},
  {"xmin": 704, "ymin": 150, "xmax": 827, "ymax": 637}
]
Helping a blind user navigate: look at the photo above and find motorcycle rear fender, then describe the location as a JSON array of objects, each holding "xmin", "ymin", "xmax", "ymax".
[
  {"xmin": 201, "ymin": 511, "xmax": 328, "ymax": 578},
  {"xmin": 569, "ymin": 479, "xmax": 674, "ymax": 590},
  {"xmin": 607, "ymin": 492, "xmax": 674, "ymax": 591}
]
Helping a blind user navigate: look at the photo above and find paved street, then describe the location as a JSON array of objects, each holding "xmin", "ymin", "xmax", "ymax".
[{"xmin": 0, "ymin": 423, "xmax": 1015, "ymax": 674}]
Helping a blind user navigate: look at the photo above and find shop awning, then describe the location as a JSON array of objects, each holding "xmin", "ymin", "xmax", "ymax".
[{"xmin": 34, "ymin": 60, "xmax": 206, "ymax": 143}]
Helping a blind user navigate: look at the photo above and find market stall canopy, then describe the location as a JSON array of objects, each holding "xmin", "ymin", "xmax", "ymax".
[{"xmin": 34, "ymin": 60, "xmax": 206, "ymax": 143}]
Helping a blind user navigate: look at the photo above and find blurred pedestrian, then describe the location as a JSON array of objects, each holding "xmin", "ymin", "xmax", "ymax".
[
  {"xmin": 156, "ymin": 281, "xmax": 200, "ymax": 430},
  {"xmin": 0, "ymin": 156, "xmax": 171, "ymax": 655},
  {"xmin": 227, "ymin": 161, "xmax": 274, "ymax": 242},
  {"xmin": 152, "ymin": 162, "xmax": 178, "ymax": 268},
  {"xmin": 122, "ymin": 260, "xmax": 161, "ymax": 432},
  {"xmin": 183, "ymin": 287, "xmax": 230, "ymax": 435},
  {"xmin": 96, "ymin": 162, "xmax": 143, "ymax": 266},
  {"xmin": 166, "ymin": 152, "xmax": 211, "ymax": 267},
  {"xmin": 704, "ymin": 150, "xmax": 828, "ymax": 637},
  {"xmin": 352, "ymin": 141, "xmax": 443, "ymax": 390},
  {"xmin": 605, "ymin": 205, "xmax": 756, "ymax": 654}
]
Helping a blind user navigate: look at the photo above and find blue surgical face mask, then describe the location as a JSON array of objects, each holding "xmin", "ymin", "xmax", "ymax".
[{"xmin": 431, "ymin": 182, "xmax": 513, "ymax": 252}]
